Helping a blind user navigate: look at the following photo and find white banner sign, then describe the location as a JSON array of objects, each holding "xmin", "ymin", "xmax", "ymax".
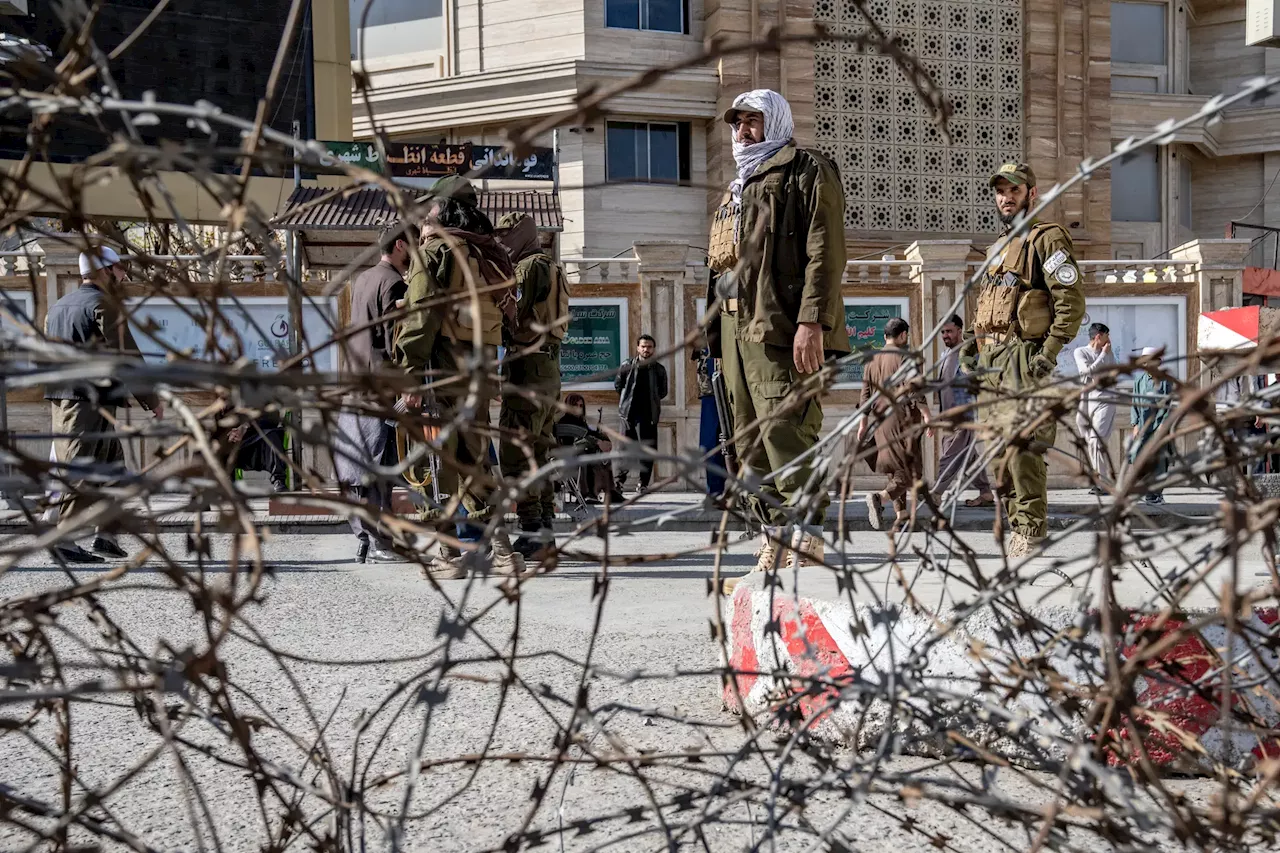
[
  {"xmin": 1056, "ymin": 296, "xmax": 1186, "ymax": 381},
  {"xmin": 126, "ymin": 296, "xmax": 338, "ymax": 372}
]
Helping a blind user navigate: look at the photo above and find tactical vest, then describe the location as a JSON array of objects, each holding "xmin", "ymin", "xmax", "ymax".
[
  {"xmin": 973, "ymin": 223, "xmax": 1054, "ymax": 341},
  {"xmin": 437, "ymin": 242, "xmax": 505, "ymax": 347},
  {"xmin": 708, "ymin": 191, "xmax": 740, "ymax": 274},
  {"xmin": 511, "ymin": 255, "xmax": 570, "ymax": 346}
]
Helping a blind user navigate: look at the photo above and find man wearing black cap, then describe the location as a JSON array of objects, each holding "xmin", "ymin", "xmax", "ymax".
[
  {"xmin": 960, "ymin": 162, "xmax": 1086, "ymax": 558},
  {"xmin": 397, "ymin": 175, "xmax": 527, "ymax": 579}
]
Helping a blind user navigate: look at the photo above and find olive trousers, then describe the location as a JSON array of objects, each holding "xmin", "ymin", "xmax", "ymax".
[{"xmin": 720, "ymin": 312, "xmax": 827, "ymax": 528}]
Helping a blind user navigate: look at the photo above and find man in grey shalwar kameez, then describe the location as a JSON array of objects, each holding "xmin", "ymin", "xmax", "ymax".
[
  {"xmin": 1074, "ymin": 322, "xmax": 1117, "ymax": 493},
  {"xmin": 335, "ymin": 221, "xmax": 418, "ymax": 563}
]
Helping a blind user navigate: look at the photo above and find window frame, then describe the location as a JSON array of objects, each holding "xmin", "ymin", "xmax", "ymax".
[
  {"xmin": 604, "ymin": 120, "xmax": 692, "ymax": 185},
  {"xmin": 1110, "ymin": 0, "xmax": 1172, "ymax": 93},
  {"xmin": 604, "ymin": 0, "xmax": 689, "ymax": 35}
]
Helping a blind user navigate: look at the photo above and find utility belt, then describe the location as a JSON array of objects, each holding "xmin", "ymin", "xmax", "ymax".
[{"xmin": 507, "ymin": 338, "xmax": 561, "ymax": 357}]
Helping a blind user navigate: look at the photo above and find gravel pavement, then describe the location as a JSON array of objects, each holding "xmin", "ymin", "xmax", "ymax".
[{"xmin": 0, "ymin": 526, "xmax": 1259, "ymax": 852}]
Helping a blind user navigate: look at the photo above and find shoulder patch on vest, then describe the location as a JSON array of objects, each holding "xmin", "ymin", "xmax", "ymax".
[
  {"xmin": 1043, "ymin": 249, "xmax": 1068, "ymax": 275},
  {"xmin": 1054, "ymin": 263, "xmax": 1079, "ymax": 286}
]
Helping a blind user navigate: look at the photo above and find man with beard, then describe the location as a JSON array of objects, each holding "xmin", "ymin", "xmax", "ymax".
[
  {"xmin": 704, "ymin": 89, "xmax": 849, "ymax": 577},
  {"xmin": 397, "ymin": 175, "xmax": 527, "ymax": 579},
  {"xmin": 960, "ymin": 163, "xmax": 1086, "ymax": 558},
  {"xmin": 495, "ymin": 212, "xmax": 568, "ymax": 559}
]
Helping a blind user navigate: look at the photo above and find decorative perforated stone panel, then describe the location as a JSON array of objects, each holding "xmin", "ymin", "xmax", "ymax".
[{"xmin": 813, "ymin": 0, "xmax": 1023, "ymax": 233}]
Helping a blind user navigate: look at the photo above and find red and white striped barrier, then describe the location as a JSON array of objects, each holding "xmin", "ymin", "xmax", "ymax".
[{"xmin": 723, "ymin": 575, "xmax": 1280, "ymax": 770}]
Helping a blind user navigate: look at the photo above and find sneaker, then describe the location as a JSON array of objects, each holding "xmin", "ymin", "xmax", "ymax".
[
  {"xmin": 92, "ymin": 536, "xmax": 128, "ymax": 559},
  {"xmin": 489, "ymin": 530, "xmax": 530, "ymax": 577},
  {"xmin": 1142, "ymin": 493, "xmax": 1166, "ymax": 505},
  {"xmin": 865, "ymin": 493, "xmax": 884, "ymax": 530},
  {"xmin": 1088, "ymin": 485, "xmax": 1106, "ymax": 496},
  {"xmin": 423, "ymin": 543, "xmax": 466, "ymax": 580},
  {"xmin": 786, "ymin": 531, "xmax": 825, "ymax": 569},
  {"xmin": 1006, "ymin": 531, "xmax": 1044, "ymax": 560},
  {"xmin": 270, "ymin": 477, "xmax": 288, "ymax": 493},
  {"xmin": 367, "ymin": 546, "xmax": 409, "ymax": 564}
]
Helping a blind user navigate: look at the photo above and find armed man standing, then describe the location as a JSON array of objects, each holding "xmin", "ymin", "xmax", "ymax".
[
  {"xmin": 961, "ymin": 163, "xmax": 1086, "ymax": 558},
  {"xmin": 706, "ymin": 89, "xmax": 849, "ymax": 575},
  {"xmin": 397, "ymin": 175, "xmax": 526, "ymax": 579},
  {"xmin": 495, "ymin": 212, "xmax": 568, "ymax": 560}
]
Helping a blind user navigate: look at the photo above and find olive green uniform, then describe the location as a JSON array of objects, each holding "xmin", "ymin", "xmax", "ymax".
[
  {"xmin": 498, "ymin": 250, "xmax": 568, "ymax": 530},
  {"xmin": 398, "ymin": 234, "xmax": 507, "ymax": 522},
  {"xmin": 707, "ymin": 142, "xmax": 850, "ymax": 528},
  {"xmin": 961, "ymin": 171, "xmax": 1087, "ymax": 539}
]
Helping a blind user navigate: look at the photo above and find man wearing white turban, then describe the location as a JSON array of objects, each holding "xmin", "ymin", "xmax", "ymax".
[{"xmin": 704, "ymin": 89, "xmax": 849, "ymax": 578}]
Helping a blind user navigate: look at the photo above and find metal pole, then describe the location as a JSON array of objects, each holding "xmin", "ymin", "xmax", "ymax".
[{"xmin": 286, "ymin": 119, "xmax": 304, "ymax": 485}]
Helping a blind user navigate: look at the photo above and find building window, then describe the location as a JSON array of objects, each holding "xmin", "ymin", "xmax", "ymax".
[
  {"xmin": 1111, "ymin": 148, "xmax": 1161, "ymax": 222},
  {"xmin": 606, "ymin": 121, "xmax": 691, "ymax": 184},
  {"xmin": 351, "ymin": 0, "xmax": 443, "ymax": 60},
  {"xmin": 1111, "ymin": 2, "xmax": 1167, "ymax": 92},
  {"xmin": 606, "ymin": 0, "xmax": 687, "ymax": 34}
]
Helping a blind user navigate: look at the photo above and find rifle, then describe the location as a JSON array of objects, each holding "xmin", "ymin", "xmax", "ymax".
[{"xmin": 711, "ymin": 367, "xmax": 738, "ymax": 480}]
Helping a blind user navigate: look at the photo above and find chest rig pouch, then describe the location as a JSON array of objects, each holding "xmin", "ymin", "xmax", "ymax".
[
  {"xmin": 974, "ymin": 225, "xmax": 1053, "ymax": 339},
  {"xmin": 708, "ymin": 192, "xmax": 740, "ymax": 274}
]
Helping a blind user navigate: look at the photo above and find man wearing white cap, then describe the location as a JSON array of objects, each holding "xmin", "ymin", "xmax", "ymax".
[
  {"xmin": 704, "ymin": 89, "xmax": 849, "ymax": 578},
  {"xmin": 43, "ymin": 245, "xmax": 163, "ymax": 562}
]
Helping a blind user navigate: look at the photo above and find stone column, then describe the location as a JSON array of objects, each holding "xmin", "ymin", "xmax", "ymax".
[
  {"xmin": 634, "ymin": 241, "xmax": 691, "ymax": 490},
  {"xmin": 40, "ymin": 233, "xmax": 85, "ymax": 309},
  {"xmin": 1170, "ymin": 238, "xmax": 1250, "ymax": 315},
  {"xmin": 906, "ymin": 240, "xmax": 974, "ymax": 481}
]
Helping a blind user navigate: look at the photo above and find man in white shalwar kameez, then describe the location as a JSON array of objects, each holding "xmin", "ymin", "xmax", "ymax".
[{"xmin": 1074, "ymin": 322, "xmax": 1117, "ymax": 492}]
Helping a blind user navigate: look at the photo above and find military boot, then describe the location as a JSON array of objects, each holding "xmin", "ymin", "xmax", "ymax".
[
  {"xmin": 1006, "ymin": 531, "xmax": 1044, "ymax": 560},
  {"xmin": 424, "ymin": 542, "xmax": 465, "ymax": 580},
  {"xmin": 752, "ymin": 530, "xmax": 783, "ymax": 574},
  {"xmin": 786, "ymin": 529, "xmax": 825, "ymax": 569},
  {"xmin": 489, "ymin": 530, "xmax": 529, "ymax": 577}
]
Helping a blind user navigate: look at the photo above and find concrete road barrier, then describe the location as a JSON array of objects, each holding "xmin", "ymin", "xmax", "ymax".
[{"xmin": 723, "ymin": 570, "xmax": 1280, "ymax": 772}]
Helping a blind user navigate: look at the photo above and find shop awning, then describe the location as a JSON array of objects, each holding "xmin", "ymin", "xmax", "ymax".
[
  {"xmin": 273, "ymin": 186, "xmax": 563, "ymax": 232},
  {"xmin": 272, "ymin": 185, "xmax": 563, "ymax": 270}
]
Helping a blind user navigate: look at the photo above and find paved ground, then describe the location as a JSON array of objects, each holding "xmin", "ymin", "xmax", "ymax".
[
  {"xmin": 0, "ymin": 486, "xmax": 1231, "ymax": 533},
  {"xmin": 0, "ymin": 527, "xmax": 1272, "ymax": 851}
]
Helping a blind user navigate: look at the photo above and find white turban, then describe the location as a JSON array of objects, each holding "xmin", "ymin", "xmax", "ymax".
[
  {"xmin": 79, "ymin": 246, "xmax": 121, "ymax": 277},
  {"xmin": 726, "ymin": 89, "xmax": 794, "ymax": 201}
]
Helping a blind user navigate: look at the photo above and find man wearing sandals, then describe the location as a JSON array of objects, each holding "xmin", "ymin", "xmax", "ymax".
[
  {"xmin": 706, "ymin": 89, "xmax": 849, "ymax": 576},
  {"xmin": 961, "ymin": 163, "xmax": 1086, "ymax": 559}
]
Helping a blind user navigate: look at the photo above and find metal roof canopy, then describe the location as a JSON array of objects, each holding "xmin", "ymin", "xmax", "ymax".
[{"xmin": 273, "ymin": 185, "xmax": 564, "ymax": 271}]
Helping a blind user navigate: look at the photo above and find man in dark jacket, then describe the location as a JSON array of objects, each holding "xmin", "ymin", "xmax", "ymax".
[
  {"xmin": 44, "ymin": 246, "xmax": 163, "ymax": 563},
  {"xmin": 613, "ymin": 334, "xmax": 668, "ymax": 494},
  {"xmin": 707, "ymin": 89, "xmax": 849, "ymax": 578},
  {"xmin": 334, "ymin": 220, "xmax": 417, "ymax": 564}
]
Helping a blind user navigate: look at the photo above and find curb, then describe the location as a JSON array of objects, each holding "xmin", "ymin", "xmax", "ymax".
[{"xmin": 722, "ymin": 574, "xmax": 1280, "ymax": 772}]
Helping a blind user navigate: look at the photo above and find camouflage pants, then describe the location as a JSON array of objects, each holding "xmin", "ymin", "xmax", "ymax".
[
  {"xmin": 498, "ymin": 348, "xmax": 561, "ymax": 529},
  {"xmin": 720, "ymin": 312, "xmax": 827, "ymax": 528},
  {"xmin": 978, "ymin": 337, "xmax": 1057, "ymax": 539}
]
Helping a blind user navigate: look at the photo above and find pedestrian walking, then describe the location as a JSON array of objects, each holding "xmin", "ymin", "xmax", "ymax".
[
  {"xmin": 1129, "ymin": 346, "xmax": 1174, "ymax": 504},
  {"xmin": 694, "ymin": 347, "xmax": 727, "ymax": 498},
  {"xmin": 397, "ymin": 175, "xmax": 526, "ymax": 578},
  {"xmin": 1074, "ymin": 322, "xmax": 1117, "ymax": 493},
  {"xmin": 704, "ymin": 88, "xmax": 849, "ymax": 575},
  {"xmin": 613, "ymin": 334, "xmax": 667, "ymax": 495},
  {"xmin": 334, "ymin": 220, "xmax": 416, "ymax": 564},
  {"xmin": 857, "ymin": 318, "xmax": 932, "ymax": 529},
  {"xmin": 44, "ymin": 246, "xmax": 164, "ymax": 563},
  {"xmin": 931, "ymin": 314, "xmax": 994, "ymax": 507},
  {"xmin": 960, "ymin": 162, "xmax": 1087, "ymax": 558},
  {"xmin": 495, "ymin": 212, "xmax": 569, "ymax": 559}
]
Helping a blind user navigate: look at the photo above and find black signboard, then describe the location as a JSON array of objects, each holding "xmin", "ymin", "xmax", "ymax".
[
  {"xmin": 471, "ymin": 146, "xmax": 555, "ymax": 180},
  {"xmin": 385, "ymin": 142, "xmax": 473, "ymax": 179}
]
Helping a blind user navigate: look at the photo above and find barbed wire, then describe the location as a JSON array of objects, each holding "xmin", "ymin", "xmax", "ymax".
[{"xmin": 1, "ymin": 4, "xmax": 1279, "ymax": 853}]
